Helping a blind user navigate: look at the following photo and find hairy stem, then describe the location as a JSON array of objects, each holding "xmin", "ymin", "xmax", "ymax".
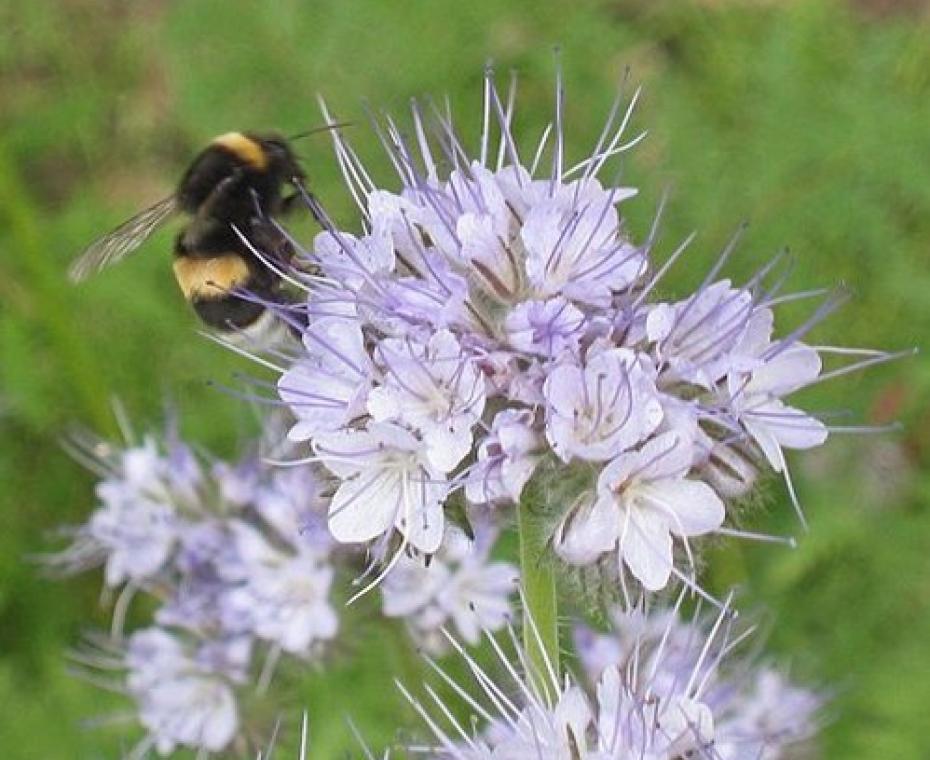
[{"xmin": 516, "ymin": 478, "xmax": 559, "ymax": 701}]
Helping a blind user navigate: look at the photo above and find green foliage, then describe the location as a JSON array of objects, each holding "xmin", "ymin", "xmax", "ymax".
[{"xmin": 1, "ymin": 0, "xmax": 927, "ymax": 756}]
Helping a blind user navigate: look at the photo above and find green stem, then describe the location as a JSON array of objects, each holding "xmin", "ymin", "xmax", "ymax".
[{"xmin": 516, "ymin": 478, "xmax": 559, "ymax": 701}]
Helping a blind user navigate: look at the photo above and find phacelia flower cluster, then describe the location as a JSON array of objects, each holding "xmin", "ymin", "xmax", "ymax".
[
  {"xmin": 50, "ymin": 426, "xmax": 340, "ymax": 755},
  {"xmin": 272, "ymin": 70, "xmax": 890, "ymax": 594},
  {"xmin": 51, "ymin": 420, "xmax": 519, "ymax": 755},
  {"xmin": 574, "ymin": 604, "xmax": 822, "ymax": 759},
  {"xmin": 401, "ymin": 602, "xmax": 820, "ymax": 759}
]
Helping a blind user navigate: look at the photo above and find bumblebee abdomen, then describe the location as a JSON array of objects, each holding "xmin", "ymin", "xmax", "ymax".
[
  {"xmin": 173, "ymin": 254, "xmax": 267, "ymax": 331},
  {"xmin": 191, "ymin": 292, "xmax": 267, "ymax": 331},
  {"xmin": 172, "ymin": 247, "xmax": 283, "ymax": 332},
  {"xmin": 172, "ymin": 253, "xmax": 252, "ymax": 300}
]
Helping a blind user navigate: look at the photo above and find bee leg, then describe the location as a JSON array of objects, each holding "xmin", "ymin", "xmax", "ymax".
[
  {"xmin": 250, "ymin": 222, "xmax": 296, "ymax": 267},
  {"xmin": 178, "ymin": 175, "xmax": 247, "ymax": 250},
  {"xmin": 194, "ymin": 170, "xmax": 245, "ymax": 223},
  {"xmin": 283, "ymin": 178, "xmax": 326, "ymax": 227}
]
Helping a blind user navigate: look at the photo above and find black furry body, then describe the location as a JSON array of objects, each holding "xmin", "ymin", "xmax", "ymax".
[
  {"xmin": 171, "ymin": 132, "xmax": 303, "ymax": 332},
  {"xmin": 71, "ymin": 131, "xmax": 307, "ymax": 335}
]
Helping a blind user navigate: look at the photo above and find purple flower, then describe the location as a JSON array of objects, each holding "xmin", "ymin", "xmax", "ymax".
[
  {"xmin": 368, "ymin": 329, "xmax": 486, "ymax": 472},
  {"xmin": 155, "ymin": 520, "xmax": 232, "ymax": 631},
  {"xmin": 521, "ymin": 180, "xmax": 644, "ymax": 307},
  {"xmin": 219, "ymin": 521, "xmax": 338, "ymax": 654},
  {"xmin": 211, "ymin": 457, "xmax": 260, "ymax": 507},
  {"xmin": 504, "ymin": 297, "xmax": 585, "ymax": 358},
  {"xmin": 647, "ymin": 280, "xmax": 758, "ymax": 389},
  {"xmin": 543, "ymin": 348, "xmax": 663, "ymax": 463},
  {"xmin": 381, "ymin": 522, "xmax": 517, "ymax": 653},
  {"xmin": 126, "ymin": 628, "xmax": 239, "ymax": 755},
  {"xmin": 81, "ymin": 438, "xmax": 186, "ymax": 587},
  {"xmin": 727, "ymin": 343, "xmax": 828, "ymax": 473},
  {"xmin": 278, "ymin": 317, "xmax": 373, "ymax": 441},
  {"xmin": 313, "ymin": 225, "xmax": 395, "ymax": 288},
  {"xmin": 555, "ymin": 432, "xmax": 725, "ymax": 591},
  {"xmin": 466, "ymin": 408, "xmax": 542, "ymax": 505},
  {"xmin": 254, "ymin": 463, "xmax": 333, "ymax": 551},
  {"xmin": 246, "ymin": 66, "xmax": 895, "ymax": 590},
  {"xmin": 400, "ymin": 607, "xmax": 733, "ymax": 760},
  {"xmin": 88, "ymin": 492, "xmax": 179, "ymax": 587},
  {"xmin": 314, "ymin": 422, "xmax": 449, "ymax": 553},
  {"xmin": 574, "ymin": 606, "xmax": 823, "ymax": 759},
  {"xmin": 715, "ymin": 668, "xmax": 822, "ymax": 759}
]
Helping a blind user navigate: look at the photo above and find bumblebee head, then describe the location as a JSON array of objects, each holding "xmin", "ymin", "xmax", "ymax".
[{"xmin": 254, "ymin": 133, "xmax": 304, "ymax": 181}]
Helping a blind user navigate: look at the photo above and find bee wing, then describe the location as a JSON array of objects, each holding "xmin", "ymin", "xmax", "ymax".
[{"xmin": 68, "ymin": 196, "xmax": 178, "ymax": 283}]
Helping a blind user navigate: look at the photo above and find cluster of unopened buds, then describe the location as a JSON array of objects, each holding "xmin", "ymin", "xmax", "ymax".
[{"xmin": 51, "ymin": 67, "xmax": 903, "ymax": 757}]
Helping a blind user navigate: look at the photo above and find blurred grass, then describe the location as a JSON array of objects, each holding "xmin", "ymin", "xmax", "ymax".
[{"xmin": 1, "ymin": 0, "xmax": 928, "ymax": 756}]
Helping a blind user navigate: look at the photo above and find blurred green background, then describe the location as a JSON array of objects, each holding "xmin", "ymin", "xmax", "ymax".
[{"xmin": 1, "ymin": 0, "xmax": 928, "ymax": 756}]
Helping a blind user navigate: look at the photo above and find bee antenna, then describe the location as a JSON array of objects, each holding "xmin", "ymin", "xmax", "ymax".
[{"xmin": 288, "ymin": 121, "xmax": 353, "ymax": 141}]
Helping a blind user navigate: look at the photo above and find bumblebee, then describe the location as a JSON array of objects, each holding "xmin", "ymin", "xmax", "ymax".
[{"xmin": 69, "ymin": 130, "xmax": 321, "ymax": 336}]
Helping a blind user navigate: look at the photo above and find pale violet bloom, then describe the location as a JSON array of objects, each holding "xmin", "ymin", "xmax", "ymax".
[
  {"xmin": 521, "ymin": 181, "xmax": 644, "ymax": 307},
  {"xmin": 654, "ymin": 395, "xmax": 761, "ymax": 498},
  {"xmin": 573, "ymin": 607, "xmax": 684, "ymax": 682},
  {"xmin": 454, "ymin": 185, "xmax": 521, "ymax": 300},
  {"xmin": 485, "ymin": 684, "xmax": 598, "ymax": 759},
  {"xmin": 652, "ymin": 393, "xmax": 709, "ymax": 467},
  {"xmin": 465, "ymin": 408, "xmax": 542, "ymax": 505},
  {"xmin": 314, "ymin": 422, "xmax": 449, "ymax": 554},
  {"xmin": 647, "ymin": 280, "xmax": 759, "ymax": 389},
  {"xmin": 483, "ymin": 669, "xmax": 712, "ymax": 760},
  {"xmin": 111, "ymin": 437, "xmax": 174, "ymax": 501},
  {"xmin": 279, "ymin": 317, "xmax": 373, "ymax": 441},
  {"xmin": 163, "ymin": 434, "xmax": 206, "ymax": 506},
  {"xmin": 88, "ymin": 490, "xmax": 180, "ymax": 587},
  {"xmin": 155, "ymin": 520, "xmax": 232, "ymax": 632},
  {"xmin": 80, "ymin": 437, "xmax": 188, "ymax": 587},
  {"xmin": 50, "ymin": 424, "xmax": 349, "ymax": 750},
  {"xmin": 368, "ymin": 329, "xmax": 486, "ymax": 472},
  {"xmin": 48, "ymin": 433, "xmax": 218, "ymax": 592},
  {"xmin": 715, "ymin": 668, "xmax": 822, "ymax": 760},
  {"xmin": 544, "ymin": 348, "xmax": 663, "ymax": 463},
  {"xmin": 727, "ymin": 303, "xmax": 776, "ymax": 375},
  {"xmin": 728, "ymin": 342, "xmax": 828, "ymax": 473},
  {"xmin": 253, "ymin": 463, "xmax": 333, "ymax": 552},
  {"xmin": 219, "ymin": 521, "xmax": 338, "ymax": 654},
  {"xmin": 555, "ymin": 432, "xmax": 725, "ymax": 591},
  {"xmin": 505, "ymin": 297, "xmax": 585, "ymax": 357},
  {"xmin": 700, "ymin": 439, "xmax": 761, "ymax": 499},
  {"xmin": 360, "ymin": 253, "xmax": 474, "ymax": 338},
  {"xmin": 594, "ymin": 665, "xmax": 714, "ymax": 758},
  {"xmin": 381, "ymin": 524, "xmax": 517, "ymax": 653},
  {"xmin": 313, "ymin": 224, "xmax": 395, "ymax": 289},
  {"xmin": 126, "ymin": 628, "xmax": 239, "ymax": 756},
  {"xmin": 211, "ymin": 457, "xmax": 260, "ymax": 508}
]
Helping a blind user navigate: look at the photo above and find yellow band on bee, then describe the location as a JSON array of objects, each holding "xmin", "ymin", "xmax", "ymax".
[
  {"xmin": 173, "ymin": 254, "xmax": 251, "ymax": 300},
  {"xmin": 212, "ymin": 132, "xmax": 268, "ymax": 170}
]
